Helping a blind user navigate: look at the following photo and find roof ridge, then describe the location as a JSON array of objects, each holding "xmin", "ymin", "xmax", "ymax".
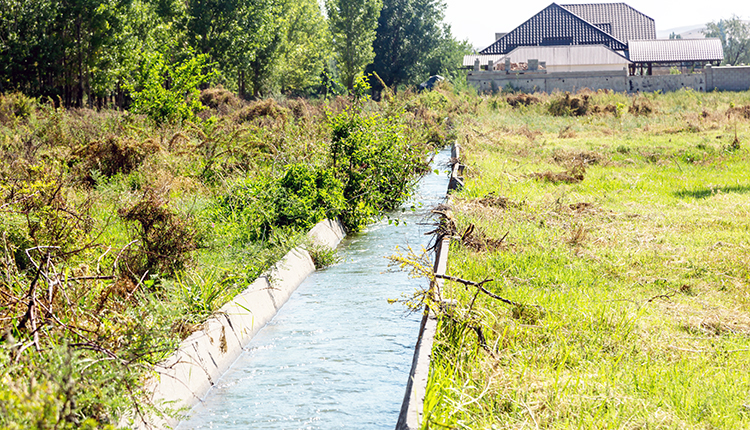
[
  {"xmin": 552, "ymin": 3, "xmax": 628, "ymax": 45},
  {"xmin": 479, "ymin": 2, "xmax": 627, "ymax": 54},
  {"xmin": 560, "ymin": 2, "xmax": 655, "ymax": 24}
]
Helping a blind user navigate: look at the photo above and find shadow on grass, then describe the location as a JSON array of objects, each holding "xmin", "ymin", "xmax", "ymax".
[{"xmin": 675, "ymin": 185, "xmax": 750, "ymax": 199}]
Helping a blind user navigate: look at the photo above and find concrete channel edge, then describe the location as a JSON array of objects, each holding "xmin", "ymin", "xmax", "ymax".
[
  {"xmin": 396, "ymin": 143, "xmax": 463, "ymax": 429},
  {"xmin": 137, "ymin": 218, "xmax": 346, "ymax": 429}
]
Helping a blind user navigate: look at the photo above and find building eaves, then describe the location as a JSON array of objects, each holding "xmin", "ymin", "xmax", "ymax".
[{"xmin": 628, "ymin": 38, "xmax": 724, "ymax": 62}]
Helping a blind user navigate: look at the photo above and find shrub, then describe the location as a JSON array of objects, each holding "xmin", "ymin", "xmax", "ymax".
[
  {"xmin": 506, "ymin": 93, "xmax": 540, "ymax": 108},
  {"xmin": 328, "ymin": 106, "xmax": 424, "ymax": 231},
  {"xmin": 214, "ymin": 164, "xmax": 346, "ymax": 244},
  {"xmin": 277, "ymin": 164, "xmax": 346, "ymax": 230},
  {"xmin": 71, "ymin": 136, "xmax": 160, "ymax": 185},
  {"xmin": 199, "ymin": 86, "xmax": 243, "ymax": 115},
  {"xmin": 118, "ymin": 188, "xmax": 198, "ymax": 279},
  {"xmin": 0, "ymin": 92, "xmax": 37, "ymax": 124},
  {"xmin": 548, "ymin": 93, "xmax": 591, "ymax": 116},
  {"xmin": 234, "ymin": 99, "xmax": 290, "ymax": 123}
]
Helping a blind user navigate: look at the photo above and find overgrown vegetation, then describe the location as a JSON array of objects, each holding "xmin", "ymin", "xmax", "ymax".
[
  {"xmin": 399, "ymin": 88, "xmax": 750, "ymax": 429},
  {"xmin": 0, "ymin": 82, "xmax": 468, "ymax": 428},
  {"xmin": 0, "ymin": 0, "xmax": 470, "ymax": 104}
]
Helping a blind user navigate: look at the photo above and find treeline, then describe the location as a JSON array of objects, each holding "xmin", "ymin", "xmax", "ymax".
[{"xmin": 0, "ymin": 0, "xmax": 470, "ymax": 108}]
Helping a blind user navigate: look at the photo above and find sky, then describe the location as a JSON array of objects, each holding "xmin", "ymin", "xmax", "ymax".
[{"xmin": 443, "ymin": 0, "xmax": 749, "ymax": 49}]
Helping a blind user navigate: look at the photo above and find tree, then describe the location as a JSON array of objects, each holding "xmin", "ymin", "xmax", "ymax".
[
  {"xmin": 273, "ymin": 0, "xmax": 332, "ymax": 95},
  {"xmin": 326, "ymin": 0, "xmax": 382, "ymax": 90},
  {"xmin": 367, "ymin": 0, "xmax": 471, "ymax": 90},
  {"xmin": 0, "ymin": 0, "xmax": 133, "ymax": 107},
  {"xmin": 704, "ymin": 16, "xmax": 750, "ymax": 66}
]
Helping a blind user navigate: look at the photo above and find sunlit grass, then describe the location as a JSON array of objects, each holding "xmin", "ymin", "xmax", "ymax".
[{"xmin": 425, "ymin": 90, "xmax": 750, "ymax": 429}]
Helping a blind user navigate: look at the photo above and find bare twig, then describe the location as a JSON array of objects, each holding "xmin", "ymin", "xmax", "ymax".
[
  {"xmin": 435, "ymin": 273, "xmax": 523, "ymax": 307},
  {"xmin": 646, "ymin": 289, "xmax": 678, "ymax": 303}
]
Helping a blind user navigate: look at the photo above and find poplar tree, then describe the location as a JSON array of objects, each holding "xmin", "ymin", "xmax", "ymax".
[{"xmin": 326, "ymin": 0, "xmax": 382, "ymax": 90}]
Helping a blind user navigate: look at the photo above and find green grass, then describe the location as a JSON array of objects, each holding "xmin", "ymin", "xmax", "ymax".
[{"xmin": 423, "ymin": 89, "xmax": 750, "ymax": 429}]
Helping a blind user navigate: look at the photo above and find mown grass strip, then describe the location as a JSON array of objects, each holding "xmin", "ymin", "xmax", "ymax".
[{"xmin": 423, "ymin": 89, "xmax": 750, "ymax": 429}]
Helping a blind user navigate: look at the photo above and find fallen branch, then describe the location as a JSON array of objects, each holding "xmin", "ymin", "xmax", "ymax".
[
  {"xmin": 646, "ymin": 289, "xmax": 677, "ymax": 303},
  {"xmin": 435, "ymin": 273, "xmax": 521, "ymax": 307}
]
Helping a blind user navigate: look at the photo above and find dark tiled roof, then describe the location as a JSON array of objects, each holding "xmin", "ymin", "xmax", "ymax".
[
  {"xmin": 480, "ymin": 3, "xmax": 627, "ymax": 55},
  {"xmin": 628, "ymin": 39, "xmax": 724, "ymax": 62},
  {"xmin": 561, "ymin": 3, "xmax": 656, "ymax": 42}
]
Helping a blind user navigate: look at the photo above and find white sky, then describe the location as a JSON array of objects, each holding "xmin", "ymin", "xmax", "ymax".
[{"xmin": 443, "ymin": 0, "xmax": 749, "ymax": 49}]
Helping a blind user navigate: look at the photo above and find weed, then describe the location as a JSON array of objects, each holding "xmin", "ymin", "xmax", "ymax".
[
  {"xmin": 234, "ymin": 99, "xmax": 290, "ymax": 124},
  {"xmin": 118, "ymin": 188, "xmax": 198, "ymax": 279},
  {"xmin": 306, "ymin": 243, "xmax": 340, "ymax": 269},
  {"xmin": 71, "ymin": 136, "xmax": 161, "ymax": 184},
  {"xmin": 530, "ymin": 163, "xmax": 586, "ymax": 184},
  {"xmin": 629, "ymin": 97, "xmax": 654, "ymax": 116}
]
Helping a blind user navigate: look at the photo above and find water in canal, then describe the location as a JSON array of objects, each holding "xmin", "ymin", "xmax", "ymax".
[{"xmin": 178, "ymin": 147, "xmax": 451, "ymax": 429}]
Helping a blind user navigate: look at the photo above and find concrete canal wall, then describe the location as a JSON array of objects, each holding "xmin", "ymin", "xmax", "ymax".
[
  {"xmin": 396, "ymin": 143, "xmax": 463, "ymax": 429},
  {"xmin": 135, "ymin": 219, "xmax": 346, "ymax": 429}
]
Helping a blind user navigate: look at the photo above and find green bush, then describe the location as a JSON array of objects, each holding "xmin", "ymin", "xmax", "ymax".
[
  {"xmin": 328, "ymin": 106, "xmax": 425, "ymax": 231},
  {"xmin": 278, "ymin": 164, "xmax": 346, "ymax": 229},
  {"xmin": 128, "ymin": 52, "xmax": 214, "ymax": 125},
  {"xmin": 214, "ymin": 164, "xmax": 345, "ymax": 243}
]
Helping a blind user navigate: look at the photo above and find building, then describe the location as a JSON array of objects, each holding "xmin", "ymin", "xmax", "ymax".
[{"xmin": 465, "ymin": 2, "xmax": 723, "ymax": 76}]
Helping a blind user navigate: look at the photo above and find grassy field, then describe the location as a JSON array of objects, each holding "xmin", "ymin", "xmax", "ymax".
[{"xmin": 422, "ymin": 89, "xmax": 750, "ymax": 429}]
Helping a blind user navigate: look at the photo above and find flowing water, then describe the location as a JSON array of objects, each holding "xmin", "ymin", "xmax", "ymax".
[{"xmin": 178, "ymin": 147, "xmax": 451, "ymax": 430}]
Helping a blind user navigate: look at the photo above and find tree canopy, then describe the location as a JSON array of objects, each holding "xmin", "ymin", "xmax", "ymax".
[
  {"xmin": 0, "ymin": 0, "xmax": 466, "ymax": 106},
  {"xmin": 326, "ymin": 0, "xmax": 382, "ymax": 90},
  {"xmin": 704, "ymin": 16, "xmax": 750, "ymax": 66},
  {"xmin": 368, "ymin": 0, "xmax": 470, "ymax": 89}
]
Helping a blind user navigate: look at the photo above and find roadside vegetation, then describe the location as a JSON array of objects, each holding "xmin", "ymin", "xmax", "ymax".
[
  {"xmin": 0, "ymin": 79, "xmax": 476, "ymax": 428},
  {"xmin": 416, "ymin": 89, "xmax": 750, "ymax": 429}
]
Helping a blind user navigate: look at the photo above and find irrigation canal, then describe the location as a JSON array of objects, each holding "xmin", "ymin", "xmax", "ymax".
[{"xmin": 178, "ymin": 147, "xmax": 451, "ymax": 429}]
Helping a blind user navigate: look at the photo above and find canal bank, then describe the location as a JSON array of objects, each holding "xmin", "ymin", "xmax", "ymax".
[{"xmin": 172, "ymin": 147, "xmax": 452, "ymax": 429}]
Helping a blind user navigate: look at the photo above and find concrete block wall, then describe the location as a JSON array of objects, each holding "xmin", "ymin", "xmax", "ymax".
[
  {"xmin": 131, "ymin": 219, "xmax": 346, "ymax": 429},
  {"xmin": 468, "ymin": 69, "xmax": 719, "ymax": 94},
  {"xmin": 543, "ymin": 73, "xmax": 628, "ymax": 93},
  {"xmin": 705, "ymin": 65, "xmax": 750, "ymax": 92},
  {"xmin": 628, "ymin": 73, "xmax": 705, "ymax": 92}
]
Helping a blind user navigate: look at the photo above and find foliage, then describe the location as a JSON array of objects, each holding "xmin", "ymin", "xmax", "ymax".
[
  {"xmin": 0, "ymin": 0, "xmax": 461, "ymax": 101},
  {"xmin": 368, "ymin": 0, "xmax": 472, "ymax": 90},
  {"xmin": 272, "ymin": 0, "xmax": 333, "ymax": 95},
  {"xmin": 548, "ymin": 92, "xmax": 592, "ymax": 116},
  {"xmin": 325, "ymin": 0, "xmax": 382, "ymax": 90},
  {"xmin": 214, "ymin": 164, "xmax": 347, "ymax": 243},
  {"xmin": 328, "ymin": 104, "xmax": 425, "ymax": 231},
  {"xmin": 118, "ymin": 188, "xmax": 199, "ymax": 278},
  {"xmin": 704, "ymin": 16, "xmax": 750, "ymax": 66},
  {"xmin": 0, "ymin": 85, "xmax": 455, "ymax": 427},
  {"xmin": 306, "ymin": 243, "xmax": 340, "ymax": 269},
  {"xmin": 128, "ymin": 52, "xmax": 214, "ymax": 124}
]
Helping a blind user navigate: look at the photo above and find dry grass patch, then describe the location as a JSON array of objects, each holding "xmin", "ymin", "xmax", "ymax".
[{"xmin": 529, "ymin": 163, "xmax": 586, "ymax": 184}]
